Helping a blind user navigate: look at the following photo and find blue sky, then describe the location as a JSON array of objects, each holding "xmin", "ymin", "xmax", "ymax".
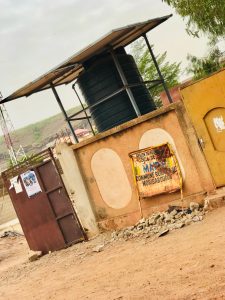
[{"xmin": 0, "ymin": 0, "xmax": 224, "ymax": 129}]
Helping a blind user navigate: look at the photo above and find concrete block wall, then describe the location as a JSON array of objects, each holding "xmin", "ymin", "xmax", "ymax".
[{"xmin": 60, "ymin": 103, "xmax": 215, "ymax": 232}]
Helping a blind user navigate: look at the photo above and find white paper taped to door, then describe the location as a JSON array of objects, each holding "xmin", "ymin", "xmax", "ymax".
[
  {"xmin": 9, "ymin": 176, "xmax": 23, "ymax": 193},
  {"xmin": 21, "ymin": 170, "xmax": 42, "ymax": 197}
]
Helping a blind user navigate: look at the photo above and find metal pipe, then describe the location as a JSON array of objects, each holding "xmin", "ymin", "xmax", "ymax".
[
  {"xmin": 142, "ymin": 34, "xmax": 173, "ymax": 104},
  {"xmin": 69, "ymin": 116, "xmax": 91, "ymax": 121},
  {"xmin": 72, "ymin": 83, "xmax": 95, "ymax": 135},
  {"xmin": 50, "ymin": 83, "xmax": 79, "ymax": 143},
  {"xmin": 68, "ymin": 86, "xmax": 125, "ymax": 119},
  {"xmin": 67, "ymin": 80, "xmax": 162, "ymax": 121},
  {"xmin": 110, "ymin": 49, "xmax": 141, "ymax": 117}
]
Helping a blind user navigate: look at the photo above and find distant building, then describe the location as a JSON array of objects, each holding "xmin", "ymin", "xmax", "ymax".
[{"xmin": 160, "ymin": 79, "xmax": 192, "ymax": 107}]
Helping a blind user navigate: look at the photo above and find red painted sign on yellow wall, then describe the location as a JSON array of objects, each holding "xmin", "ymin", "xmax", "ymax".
[{"xmin": 129, "ymin": 143, "xmax": 182, "ymax": 197}]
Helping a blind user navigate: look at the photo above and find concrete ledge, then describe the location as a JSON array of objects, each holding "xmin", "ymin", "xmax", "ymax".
[
  {"xmin": 71, "ymin": 103, "xmax": 179, "ymax": 150},
  {"xmin": 204, "ymin": 187, "xmax": 225, "ymax": 210}
]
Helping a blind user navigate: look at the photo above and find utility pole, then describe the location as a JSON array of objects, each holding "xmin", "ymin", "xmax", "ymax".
[{"xmin": 0, "ymin": 92, "xmax": 26, "ymax": 167}]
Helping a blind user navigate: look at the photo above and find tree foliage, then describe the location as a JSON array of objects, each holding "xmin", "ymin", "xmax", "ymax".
[
  {"xmin": 33, "ymin": 126, "xmax": 41, "ymax": 141},
  {"xmin": 130, "ymin": 39, "xmax": 181, "ymax": 107},
  {"xmin": 163, "ymin": 0, "xmax": 225, "ymax": 40},
  {"xmin": 186, "ymin": 47, "xmax": 225, "ymax": 80}
]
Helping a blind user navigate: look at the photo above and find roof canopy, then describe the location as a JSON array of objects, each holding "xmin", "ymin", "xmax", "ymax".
[{"xmin": 1, "ymin": 14, "xmax": 172, "ymax": 103}]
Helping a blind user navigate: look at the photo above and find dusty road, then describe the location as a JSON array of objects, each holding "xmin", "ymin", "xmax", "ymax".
[{"xmin": 1, "ymin": 207, "xmax": 225, "ymax": 300}]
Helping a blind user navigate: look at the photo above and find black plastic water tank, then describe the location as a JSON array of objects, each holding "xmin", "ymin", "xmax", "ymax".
[{"xmin": 77, "ymin": 49, "xmax": 156, "ymax": 132}]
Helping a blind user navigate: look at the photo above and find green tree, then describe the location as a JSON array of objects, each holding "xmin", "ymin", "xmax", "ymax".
[
  {"xmin": 163, "ymin": 0, "xmax": 225, "ymax": 41},
  {"xmin": 130, "ymin": 39, "xmax": 181, "ymax": 107},
  {"xmin": 186, "ymin": 47, "xmax": 225, "ymax": 80}
]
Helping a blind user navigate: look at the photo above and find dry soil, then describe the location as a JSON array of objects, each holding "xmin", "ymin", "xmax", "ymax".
[{"xmin": 1, "ymin": 207, "xmax": 225, "ymax": 300}]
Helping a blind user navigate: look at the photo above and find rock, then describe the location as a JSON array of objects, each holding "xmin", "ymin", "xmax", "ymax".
[
  {"xmin": 1, "ymin": 231, "xmax": 23, "ymax": 238},
  {"xmin": 192, "ymin": 216, "xmax": 200, "ymax": 222},
  {"xmin": 165, "ymin": 214, "xmax": 173, "ymax": 223},
  {"xmin": 158, "ymin": 229, "xmax": 169, "ymax": 237},
  {"xmin": 139, "ymin": 218, "xmax": 146, "ymax": 224},
  {"xmin": 148, "ymin": 213, "xmax": 161, "ymax": 226},
  {"xmin": 186, "ymin": 208, "xmax": 192, "ymax": 214},
  {"xmin": 137, "ymin": 224, "xmax": 144, "ymax": 230},
  {"xmin": 145, "ymin": 233, "xmax": 153, "ymax": 239},
  {"xmin": 111, "ymin": 231, "xmax": 118, "ymax": 239},
  {"xmin": 123, "ymin": 230, "xmax": 131, "ymax": 237},
  {"xmin": 153, "ymin": 227, "xmax": 160, "ymax": 234},
  {"xmin": 146, "ymin": 226, "xmax": 153, "ymax": 233},
  {"xmin": 156, "ymin": 217, "xmax": 163, "ymax": 225},
  {"xmin": 167, "ymin": 205, "xmax": 182, "ymax": 213},
  {"xmin": 107, "ymin": 203, "xmax": 205, "ymax": 243},
  {"xmin": 168, "ymin": 224, "xmax": 176, "ymax": 230},
  {"xmin": 186, "ymin": 214, "xmax": 192, "ymax": 220},
  {"xmin": 148, "ymin": 218, "xmax": 156, "ymax": 225},
  {"xmin": 117, "ymin": 232, "xmax": 124, "ymax": 239},
  {"xmin": 92, "ymin": 244, "xmax": 104, "ymax": 252},
  {"xmin": 175, "ymin": 212, "xmax": 183, "ymax": 219},
  {"xmin": 190, "ymin": 202, "xmax": 199, "ymax": 211},
  {"xmin": 154, "ymin": 213, "xmax": 162, "ymax": 220},
  {"xmin": 135, "ymin": 218, "xmax": 145, "ymax": 226},
  {"xmin": 175, "ymin": 222, "xmax": 185, "ymax": 229},
  {"xmin": 169, "ymin": 209, "xmax": 177, "ymax": 217},
  {"xmin": 191, "ymin": 211, "xmax": 197, "ymax": 217},
  {"xmin": 126, "ymin": 226, "xmax": 134, "ymax": 231},
  {"xmin": 29, "ymin": 251, "xmax": 42, "ymax": 262},
  {"xmin": 185, "ymin": 219, "xmax": 192, "ymax": 226}
]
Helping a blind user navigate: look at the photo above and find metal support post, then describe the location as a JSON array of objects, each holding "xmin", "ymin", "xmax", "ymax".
[
  {"xmin": 50, "ymin": 83, "xmax": 79, "ymax": 143},
  {"xmin": 110, "ymin": 49, "xmax": 141, "ymax": 117},
  {"xmin": 72, "ymin": 83, "xmax": 95, "ymax": 135},
  {"xmin": 142, "ymin": 34, "xmax": 173, "ymax": 104}
]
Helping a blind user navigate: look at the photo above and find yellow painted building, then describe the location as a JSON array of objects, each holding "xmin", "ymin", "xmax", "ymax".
[{"xmin": 180, "ymin": 68, "xmax": 225, "ymax": 187}]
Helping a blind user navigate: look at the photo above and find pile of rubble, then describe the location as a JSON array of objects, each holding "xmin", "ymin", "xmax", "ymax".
[
  {"xmin": 111, "ymin": 202, "xmax": 205, "ymax": 241},
  {"xmin": 0, "ymin": 230, "xmax": 23, "ymax": 238}
]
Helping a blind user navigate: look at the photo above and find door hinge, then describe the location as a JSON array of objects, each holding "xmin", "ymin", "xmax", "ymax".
[{"xmin": 198, "ymin": 137, "xmax": 205, "ymax": 150}]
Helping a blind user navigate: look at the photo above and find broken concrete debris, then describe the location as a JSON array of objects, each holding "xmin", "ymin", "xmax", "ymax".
[
  {"xmin": 189, "ymin": 202, "xmax": 200, "ymax": 211},
  {"xmin": 0, "ymin": 231, "xmax": 23, "ymax": 238},
  {"xmin": 111, "ymin": 202, "xmax": 205, "ymax": 241},
  {"xmin": 92, "ymin": 244, "xmax": 104, "ymax": 253}
]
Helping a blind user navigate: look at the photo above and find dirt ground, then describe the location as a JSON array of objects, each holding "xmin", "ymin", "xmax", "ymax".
[{"xmin": 1, "ymin": 207, "xmax": 225, "ymax": 300}]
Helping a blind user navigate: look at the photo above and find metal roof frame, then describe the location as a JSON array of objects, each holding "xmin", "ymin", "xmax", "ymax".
[{"xmin": 1, "ymin": 14, "xmax": 172, "ymax": 103}]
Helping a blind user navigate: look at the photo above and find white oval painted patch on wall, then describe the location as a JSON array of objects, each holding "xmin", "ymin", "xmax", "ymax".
[
  {"xmin": 139, "ymin": 128, "xmax": 185, "ymax": 179},
  {"xmin": 91, "ymin": 148, "xmax": 132, "ymax": 209}
]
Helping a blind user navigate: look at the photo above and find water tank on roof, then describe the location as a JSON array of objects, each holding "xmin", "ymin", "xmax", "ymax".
[{"xmin": 77, "ymin": 48, "xmax": 156, "ymax": 132}]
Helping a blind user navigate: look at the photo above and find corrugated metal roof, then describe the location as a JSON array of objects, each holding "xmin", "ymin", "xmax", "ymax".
[{"xmin": 1, "ymin": 14, "xmax": 172, "ymax": 103}]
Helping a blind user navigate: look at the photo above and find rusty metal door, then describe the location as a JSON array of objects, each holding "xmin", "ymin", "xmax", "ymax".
[
  {"xmin": 181, "ymin": 70, "xmax": 225, "ymax": 187},
  {"xmin": 2, "ymin": 149, "xmax": 86, "ymax": 253}
]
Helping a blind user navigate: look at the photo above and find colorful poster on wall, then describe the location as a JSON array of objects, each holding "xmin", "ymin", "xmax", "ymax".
[
  {"xmin": 129, "ymin": 143, "xmax": 182, "ymax": 198},
  {"xmin": 21, "ymin": 170, "xmax": 42, "ymax": 197}
]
